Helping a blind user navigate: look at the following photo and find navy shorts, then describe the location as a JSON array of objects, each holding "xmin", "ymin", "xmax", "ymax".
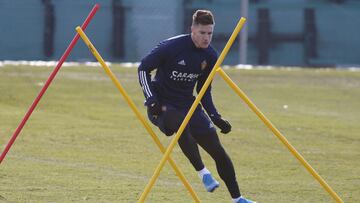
[{"xmin": 147, "ymin": 104, "xmax": 216, "ymax": 136}]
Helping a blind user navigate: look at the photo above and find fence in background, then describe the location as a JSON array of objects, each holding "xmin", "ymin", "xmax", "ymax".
[{"xmin": 0, "ymin": 0, "xmax": 359, "ymax": 66}]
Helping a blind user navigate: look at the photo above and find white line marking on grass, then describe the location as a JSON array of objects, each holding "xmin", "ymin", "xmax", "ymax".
[{"xmin": 1, "ymin": 60, "xmax": 359, "ymax": 71}]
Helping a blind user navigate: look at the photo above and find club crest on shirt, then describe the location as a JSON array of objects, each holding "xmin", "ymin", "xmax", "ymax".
[{"xmin": 201, "ymin": 60, "xmax": 207, "ymax": 70}]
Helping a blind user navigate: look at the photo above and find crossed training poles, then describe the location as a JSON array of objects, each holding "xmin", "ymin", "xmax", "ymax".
[
  {"xmin": 75, "ymin": 16, "xmax": 343, "ymax": 203},
  {"xmin": 0, "ymin": 4, "xmax": 343, "ymax": 202},
  {"xmin": 74, "ymin": 27, "xmax": 201, "ymax": 202}
]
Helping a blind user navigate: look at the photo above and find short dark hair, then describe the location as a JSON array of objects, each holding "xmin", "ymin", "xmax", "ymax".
[{"xmin": 192, "ymin": 10, "xmax": 214, "ymax": 25}]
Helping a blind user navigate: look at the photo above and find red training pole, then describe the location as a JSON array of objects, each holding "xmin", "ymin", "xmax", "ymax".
[{"xmin": 0, "ymin": 4, "xmax": 100, "ymax": 164}]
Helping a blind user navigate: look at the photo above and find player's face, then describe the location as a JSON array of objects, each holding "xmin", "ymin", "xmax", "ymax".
[{"xmin": 191, "ymin": 24, "xmax": 214, "ymax": 49}]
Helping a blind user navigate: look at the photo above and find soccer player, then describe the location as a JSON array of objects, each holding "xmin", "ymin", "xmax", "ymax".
[{"xmin": 138, "ymin": 10, "xmax": 255, "ymax": 203}]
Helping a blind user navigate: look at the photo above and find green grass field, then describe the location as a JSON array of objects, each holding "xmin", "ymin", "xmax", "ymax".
[{"xmin": 0, "ymin": 65, "xmax": 359, "ymax": 202}]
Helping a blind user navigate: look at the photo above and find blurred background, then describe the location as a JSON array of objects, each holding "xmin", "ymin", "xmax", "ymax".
[{"xmin": 0, "ymin": 0, "xmax": 359, "ymax": 67}]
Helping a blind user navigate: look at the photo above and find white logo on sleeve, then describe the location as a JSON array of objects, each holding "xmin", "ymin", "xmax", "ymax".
[{"xmin": 177, "ymin": 60, "xmax": 186, "ymax": 66}]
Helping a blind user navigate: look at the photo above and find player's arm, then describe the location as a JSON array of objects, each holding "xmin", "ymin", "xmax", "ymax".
[
  {"xmin": 196, "ymin": 61, "xmax": 232, "ymax": 134},
  {"xmin": 138, "ymin": 42, "xmax": 168, "ymax": 115}
]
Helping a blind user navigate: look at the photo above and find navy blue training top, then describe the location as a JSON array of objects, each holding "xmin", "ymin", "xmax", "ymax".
[{"xmin": 138, "ymin": 34, "xmax": 220, "ymax": 117}]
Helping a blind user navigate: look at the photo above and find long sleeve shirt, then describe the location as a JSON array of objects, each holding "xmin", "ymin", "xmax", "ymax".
[{"xmin": 138, "ymin": 34, "xmax": 220, "ymax": 117}]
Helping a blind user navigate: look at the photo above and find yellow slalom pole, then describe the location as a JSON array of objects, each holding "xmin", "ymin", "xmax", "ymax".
[
  {"xmin": 216, "ymin": 68, "xmax": 344, "ymax": 203},
  {"xmin": 137, "ymin": 18, "xmax": 247, "ymax": 203},
  {"xmin": 75, "ymin": 27, "xmax": 201, "ymax": 203}
]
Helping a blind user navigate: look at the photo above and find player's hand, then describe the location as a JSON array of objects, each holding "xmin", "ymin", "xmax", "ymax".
[
  {"xmin": 148, "ymin": 101, "xmax": 162, "ymax": 116},
  {"xmin": 210, "ymin": 115, "xmax": 232, "ymax": 134}
]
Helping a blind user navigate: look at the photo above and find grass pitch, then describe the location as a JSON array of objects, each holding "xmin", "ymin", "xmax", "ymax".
[{"xmin": 0, "ymin": 65, "xmax": 359, "ymax": 202}]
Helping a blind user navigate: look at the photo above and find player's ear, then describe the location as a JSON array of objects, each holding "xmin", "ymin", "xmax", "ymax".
[{"xmin": 191, "ymin": 24, "xmax": 198, "ymax": 33}]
